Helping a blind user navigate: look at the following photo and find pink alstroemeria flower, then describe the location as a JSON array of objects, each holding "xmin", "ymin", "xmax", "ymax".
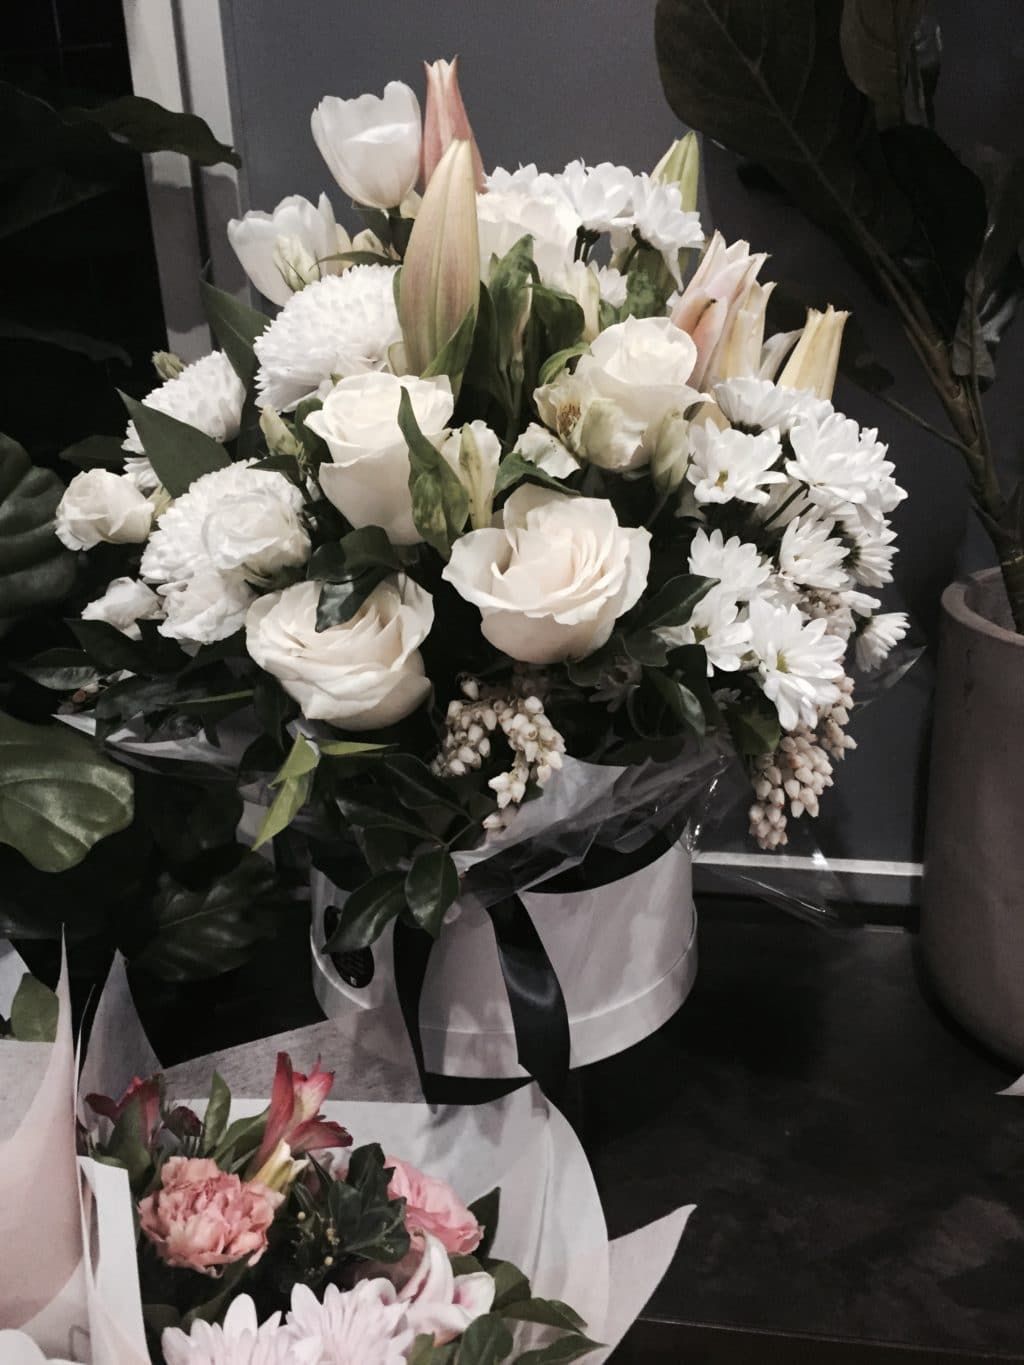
[
  {"xmin": 249, "ymin": 1053, "xmax": 352, "ymax": 1177},
  {"xmin": 86, "ymin": 1074, "xmax": 162, "ymax": 1147}
]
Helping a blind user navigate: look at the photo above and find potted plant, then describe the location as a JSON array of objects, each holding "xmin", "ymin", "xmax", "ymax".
[{"xmin": 655, "ymin": 0, "xmax": 1024, "ymax": 1059}]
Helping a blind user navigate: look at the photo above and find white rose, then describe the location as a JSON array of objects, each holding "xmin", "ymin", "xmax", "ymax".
[
  {"xmin": 245, "ymin": 576, "xmax": 433, "ymax": 729},
  {"xmin": 305, "ymin": 373, "xmax": 454, "ymax": 545},
  {"xmin": 535, "ymin": 316, "xmax": 704, "ymax": 472},
  {"xmin": 159, "ymin": 569, "xmax": 254, "ymax": 645},
  {"xmin": 200, "ymin": 475, "xmax": 310, "ymax": 580},
  {"xmin": 311, "ymin": 82, "xmax": 421, "ymax": 210},
  {"xmin": 81, "ymin": 577, "xmax": 163, "ymax": 638},
  {"xmin": 227, "ymin": 193, "xmax": 349, "ymax": 306},
  {"xmin": 55, "ymin": 470, "xmax": 154, "ymax": 550},
  {"xmin": 442, "ymin": 485, "xmax": 650, "ymax": 664}
]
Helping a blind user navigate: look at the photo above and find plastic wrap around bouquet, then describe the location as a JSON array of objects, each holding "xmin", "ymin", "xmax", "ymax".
[
  {"xmin": 22, "ymin": 952, "xmax": 692, "ymax": 1365},
  {"xmin": 47, "ymin": 56, "xmax": 908, "ymax": 1091}
]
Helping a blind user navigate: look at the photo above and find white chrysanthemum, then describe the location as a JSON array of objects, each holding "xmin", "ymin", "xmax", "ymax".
[
  {"xmin": 747, "ymin": 597, "xmax": 845, "ymax": 731},
  {"xmin": 162, "ymin": 1295, "xmax": 292, "ymax": 1365},
  {"xmin": 686, "ymin": 423, "xmax": 787, "ymax": 506},
  {"xmin": 689, "ymin": 527, "xmax": 771, "ymax": 601},
  {"xmin": 786, "ymin": 413, "xmax": 907, "ymax": 532},
  {"xmin": 855, "ymin": 611, "xmax": 909, "ymax": 672},
  {"xmin": 123, "ymin": 352, "xmax": 245, "ymax": 491},
  {"xmin": 254, "ymin": 265, "xmax": 400, "ymax": 412},
  {"xmin": 553, "ymin": 158, "xmax": 633, "ymax": 232},
  {"xmin": 286, "ymin": 1279, "xmax": 413, "ymax": 1365},
  {"xmin": 713, "ymin": 377, "xmax": 832, "ymax": 433},
  {"xmin": 619, "ymin": 173, "xmax": 703, "ymax": 283},
  {"xmin": 846, "ymin": 522, "xmax": 898, "ymax": 588},
  {"xmin": 777, "ymin": 514, "xmax": 850, "ymax": 591}
]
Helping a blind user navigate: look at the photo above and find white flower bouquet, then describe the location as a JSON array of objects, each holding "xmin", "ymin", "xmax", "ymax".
[{"xmin": 48, "ymin": 58, "xmax": 908, "ymax": 1080}]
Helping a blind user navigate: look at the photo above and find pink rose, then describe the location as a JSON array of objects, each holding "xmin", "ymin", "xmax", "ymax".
[
  {"xmin": 385, "ymin": 1157, "xmax": 482, "ymax": 1255},
  {"xmin": 139, "ymin": 1157, "xmax": 284, "ymax": 1276}
]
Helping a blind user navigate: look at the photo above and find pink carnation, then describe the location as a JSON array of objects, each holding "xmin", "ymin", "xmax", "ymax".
[
  {"xmin": 385, "ymin": 1157, "xmax": 482, "ymax": 1256},
  {"xmin": 139, "ymin": 1157, "xmax": 284, "ymax": 1276}
]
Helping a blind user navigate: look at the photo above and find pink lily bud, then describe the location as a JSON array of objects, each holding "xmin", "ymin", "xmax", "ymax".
[
  {"xmin": 670, "ymin": 232, "xmax": 767, "ymax": 388},
  {"xmin": 421, "ymin": 57, "xmax": 485, "ymax": 191},
  {"xmin": 248, "ymin": 1053, "xmax": 351, "ymax": 1178},
  {"xmin": 400, "ymin": 139, "xmax": 480, "ymax": 378}
]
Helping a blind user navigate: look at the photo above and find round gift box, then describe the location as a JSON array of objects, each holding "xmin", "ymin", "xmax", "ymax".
[{"xmin": 310, "ymin": 839, "xmax": 697, "ymax": 1079}]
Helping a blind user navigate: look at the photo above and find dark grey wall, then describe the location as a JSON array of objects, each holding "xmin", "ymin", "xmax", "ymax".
[{"xmin": 215, "ymin": 0, "xmax": 1024, "ymax": 876}]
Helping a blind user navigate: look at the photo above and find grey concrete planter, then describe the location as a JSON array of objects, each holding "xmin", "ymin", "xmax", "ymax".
[{"xmin": 922, "ymin": 568, "xmax": 1024, "ymax": 1063}]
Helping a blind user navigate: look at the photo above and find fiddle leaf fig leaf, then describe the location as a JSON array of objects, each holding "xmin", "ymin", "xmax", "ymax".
[{"xmin": 0, "ymin": 433, "xmax": 76, "ymax": 621}]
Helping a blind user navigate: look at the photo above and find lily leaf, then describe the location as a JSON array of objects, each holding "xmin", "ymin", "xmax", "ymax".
[{"xmin": 400, "ymin": 388, "xmax": 469, "ymax": 558}]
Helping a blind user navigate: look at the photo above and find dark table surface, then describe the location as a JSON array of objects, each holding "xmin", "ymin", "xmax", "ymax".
[{"xmin": 137, "ymin": 898, "xmax": 1024, "ymax": 1363}]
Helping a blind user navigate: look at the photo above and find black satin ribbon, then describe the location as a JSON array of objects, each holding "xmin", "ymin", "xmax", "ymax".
[{"xmin": 392, "ymin": 895, "xmax": 571, "ymax": 1104}]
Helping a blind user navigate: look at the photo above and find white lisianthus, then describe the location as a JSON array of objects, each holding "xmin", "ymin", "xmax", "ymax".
[
  {"xmin": 311, "ymin": 82, "xmax": 421, "ymax": 210},
  {"xmin": 476, "ymin": 187, "xmax": 578, "ymax": 286},
  {"xmin": 619, "ymin": 173, "xmax": 703, "ymax": 284},
  {"xmin": 686, "ymin": 423, "xmax": 787, "ymax": 506},
  {"xmin": 440, "ymin": 420, "xmax": 501, "ymax": 530},
  {"xmin": 245, "ymin": 576, "xmax": 434, "ymax": 729},
  {"xmin": 56, "ymin": 469, "xmax": 154, "ymax": 549},
  {"xmin": 81, "ymin": 577, "xmax": 163, "ymax": 638},
  {"xmin": 535, "ymin": 316, "xmax": 703, "ymax": 471},
  {"xmin": 515, "ymin": 422, "xmax": 579, "ymax": 477},
  {"xmin": 159, "ymin": 567, "xmax": 256, "ymax": 645},
  {"xmin": 305, "ymin": 372, "xmax": 454, "ymax": 544},
  {"xmin": 855, "ymin": 611, "xmax": 909, "ymax": 672},
  {"xmin": 747, "ymin": 598, "xmax": 845, "ymax": 731},
  {"xmin": 227, "ymin": 193, "xmax": 349, "ymax": 306},
  {"xmin": 442, "ymin": 486, "xmax": 650, "ymax": 664},
  {"xmin": 777, "ymin": 514, "xmax": 850, "ymax": 591},
  {"xmin": 253, "ymin": 266, "xmax": 401, "ymax": 413},
  {"xmin": 142, "ymin": 462, "xmax": 309, "ymax": 588},
  {"xmin": 122, "ymin": 352, "xmax": 245, "ymax": 491}
]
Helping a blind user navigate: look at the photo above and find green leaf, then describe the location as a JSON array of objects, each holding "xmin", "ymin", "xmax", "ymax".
[
  {"xmin": 71, "ymin": 617, "xmax": 182, "ymax": 676},
  {"xmin": 454, "ymin": 1314, "xmax": 513, "ymax": 1365},
  {"xmin": 489, "ymin": 1261, "xmax": 530, "ymax": 1310},
  {"xmin": 645, "ymin": 668, "xmax": 706, "ymax": 738},
  {"xmin": 514, "ymin": 1334, "xmax": 600, "ymax": 1365},
  {"xmin": 323, "ymin": 871, "xmax": 407, "ymax": 952},
  {"xmin": 320, "ymin": 739, "xmax": 388, "ymax": 758},
  {"xmin": 333, "ymin": 1143, "xmax": 411, "ymax": 1261},
  {"xmin": 492, "ymin": 452, "xmax": 576, "ymax": 501},
  {"xmin": 654, "ymin": 0, "xmax": 913, "ymax": 250},
  {"xmin": 211, "ymin": 1112, "xmax": 267, "ymax": 1168},
  {"xmin": 309, "ymin": 526, "xmax": 403, "ymax": 581},
  {"xmin": 0, "ymin": 320, "xmax": 130, "ymax": 365},
  {"xmin": 537, "ymin": 343, "xmax": 589, "ymax": 388},
  {"xmin": 0, "ymin": 713, "xmax": 133, "ymax": 872},
  {"xmin": 252, "ymin": 734, "xmax": 319, "ymax": 849},
  {"xmin": 423, "ymin": 305, "xmax": 479, "ymax": 391},
  {"xmin": 500, "ymin": 1300, "xmax": 588, "ymax": 1333},
  {"xmin": 468, "ymin": 1188, "xmax": 501, "ymax": 1261},
  {"xmin": 13, "ymin": 648, "xmax": 98, "ymax": 692},
  {"xmin": 0, "ymin": 433, "xmax": 76, "ymax": 620},
  {"xmin": 9, "ymin": 973, "xmax": 58, "ymax": 1041},
  {"xmin": 64, "ymin": 96, "xmax": 240, "ymax": 167},
  {"xmin": 487, "ymin": 236, "xmax": 536, "ymax": 372},
  {"xmin": 399, "ymin": 387, "xmax": 469, "ymax": 557},
  {"xmin": 134, "ymin": 859, "xmax": 283, "ymax": 982},
  {"xmin": 727, "ymin": 695, "xmax": 782, "ymax": 757},
  {"xmin": 202, "ymin": 1073, "xmax": 232, "ymax": 1154},
  {"xmin": 104, "ymin": 1095, "xmax": 154, "ymax": 1186},
  {"xmin": 404, "ymin": 849, "xmax": 459, "ymax": 938},
  {"xmin": 839, "ymin": 0, "xmax": 924, "ymax": 129},
  {"xmin": 58, "ymin": 434, "xmax": 125, "ymax": 471},
  {"xmin": 119, "ymin": 392, "xmax": 231, "ymax": 497},
  {"xmin": 199, "ymin": 282, "xmax": 268, "ymax": 386},
  {"xmin": 384, "ymin": 753, "xmax": 466, "ymax": 814},
  {"xmin": 634, "ymin": 573, "xmax": 717, "ymax": 631},
  {"xmin": 316, "ymin": 569, "xmax": 390, "ymax": 631},
  {"xmin": 531, "ymin": 284, "xmax": 586, "ymax": 354},
  {"xmin": 336, "ymin": 792, "xmax": 436, "ymax": 840}
]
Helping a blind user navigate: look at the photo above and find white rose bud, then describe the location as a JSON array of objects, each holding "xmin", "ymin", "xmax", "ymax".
[
  {"xmin": 305, "ymin": 371, "xmax": 454, "ymax": 545},
  {"xmin": 56, "ymin": 470, "xmax": 154, "ymax": 550},
  {"xmin": 81, "ymin": 577, "xmax": 163, "ymax": 638},
  {"xmin": 311, "ymin": 82, "xmax": 422, "ymax": 211},
  {"xmin": 442, "ymin": 486, "xmax": 651, "ymax": 664},
  {"xmin": 228, "ymin": 193, "xmax": 349, "ymax": 307},
  {"xmin": 245, "ymin": 576, "xmax": 434, "ymax": 729}
]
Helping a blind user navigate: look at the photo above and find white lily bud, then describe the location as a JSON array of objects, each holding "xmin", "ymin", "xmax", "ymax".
[
  {"xmin": 652, "ymin": 131, "xmax": 700, "ymax": 214},
  {"xmin": 650, "ymin": 408, "xmax": 690, "ymax": 494},
  {"xmin": 777, "ymin": 305, "xmax": 850, "ymax": 400},
  {"xmin": 259, "ymin": 405, "xmax": 303, "ymax": 458}
]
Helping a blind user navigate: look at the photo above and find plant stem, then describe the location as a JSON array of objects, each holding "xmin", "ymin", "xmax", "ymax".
[{"xmin": 871, "ymin": 391, "xmax": 973, "ymax": 456}]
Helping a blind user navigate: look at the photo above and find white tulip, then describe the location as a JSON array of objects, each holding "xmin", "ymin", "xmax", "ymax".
[
  {"xmin": 227, "ymin": 193, "xmax": 348, "ymax": 306},
  {"xmin": 55, "ymin": 469, "xmax": 153, "ymax": 550},
  {"xmin": 305, "ymin": 372, "xmax": 454, "ymax": 545},
  {"xmin": 442, "ymin": 485, "xmax": 651, "ymax": 664},
  {"xmin": 81, "ymin": 577, "xmax": 164, "ymax": 638},
  {"xmin": 245, "ymin": 576, "xmax": 434, "ymax": 729},
  {"xmin": 311, "ymin": 82, "xmax": 421, "ymax": 210}
]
